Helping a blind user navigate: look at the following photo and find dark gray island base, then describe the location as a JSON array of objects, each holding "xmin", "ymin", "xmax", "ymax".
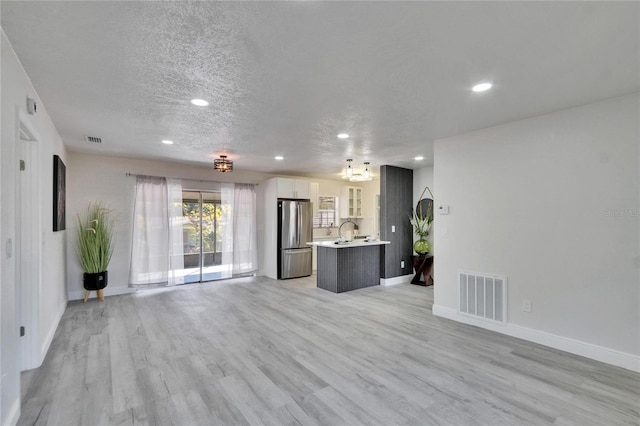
[{"xmin": 314, "ymin": 241, "xmax": 389, "ymax": 293}]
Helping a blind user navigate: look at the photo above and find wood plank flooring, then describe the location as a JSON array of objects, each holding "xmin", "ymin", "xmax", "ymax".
[{"xmin": 18, "ymin": 276, "xmax": 640, "ymax": 425}]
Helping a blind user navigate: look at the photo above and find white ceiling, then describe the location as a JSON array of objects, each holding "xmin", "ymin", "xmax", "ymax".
[{"xmin": 2, "ymin": 1, "xmax": 638, "ymax": 179}]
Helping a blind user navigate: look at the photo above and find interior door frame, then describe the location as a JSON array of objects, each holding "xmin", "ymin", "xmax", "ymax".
[
  {"xmin": 198, "ymin": 191, "xmax": 203, "ymax": 282},
  {"xmin": 15, "ymin": 108, "xmax": 42, "ymax": 371}
]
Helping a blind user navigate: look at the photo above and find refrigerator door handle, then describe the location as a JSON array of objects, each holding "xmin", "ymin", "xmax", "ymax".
[
  {"xmin": 282, "ymin": 248, "xmax": 312, "ymax": 255},
  {"xmin": 297, "ymin": 203, "xmax": 301, "ymax": 247}
]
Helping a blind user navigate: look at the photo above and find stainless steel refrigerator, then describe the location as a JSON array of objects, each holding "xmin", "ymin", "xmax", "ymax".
[{"xmin": 278, "ymin": 199, "xmax": 312, "ymax": 279}]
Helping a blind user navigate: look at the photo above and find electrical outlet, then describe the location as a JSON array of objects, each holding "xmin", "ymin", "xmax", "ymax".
[
  {"xmin": 522, "ymin": 299, "xmax": 532, "ymax": 313},
  {"xmin": 400, "ymin": 260, "xmax": 405, "ymax": 268}
]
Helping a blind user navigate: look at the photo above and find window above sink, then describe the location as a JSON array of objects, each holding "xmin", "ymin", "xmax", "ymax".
[{"xmin": 313, "ymin": 196, "xmax": 337, "ymax": 228}]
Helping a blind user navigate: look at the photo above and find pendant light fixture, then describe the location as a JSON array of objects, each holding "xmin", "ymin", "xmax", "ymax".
[
  {"xmin": 346, "ymin": 159, "xmax": 353, "ymax": 177},
  {"xmin": 213, "ymin": 155, "xmax": 233, "ymax": 172},
  {"xmin": 343, "ymin": 159, "xmax": 373, "ymax": 182}
]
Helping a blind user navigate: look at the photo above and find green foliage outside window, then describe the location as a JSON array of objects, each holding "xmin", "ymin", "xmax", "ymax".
[{"xmin": 182, "ymin": 200, "xmax": 227, "ymax": 254}]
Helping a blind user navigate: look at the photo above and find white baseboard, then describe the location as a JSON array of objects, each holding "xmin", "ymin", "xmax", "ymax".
[
  {"xmin": 380, "ymin": 274, "xmax": 413, "ymax": 286},
  {"xmin": 432, "ymin": 304, "xmax": 640, "ymax": 373},
  {"xmin": 39, "ymin": 298, "xmax": 67, "ymax": 366},
  {"xmin": 5, "ymin": 397, "xmax": 20, "ymax": 426},
  {"xmin": 68, "ymin": 285, "xmax": 137, "ymax": 301}
]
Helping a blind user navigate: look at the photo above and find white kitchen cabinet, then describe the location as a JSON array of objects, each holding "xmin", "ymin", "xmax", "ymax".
[
  {"xmin": 340, "ymin": 186, "xmax": 363, "ymax": 218},
  {"xmin": 310, "ymin": 182, "xmax": 319, "ymax": 216},
  {"xmin": 311, "ymin": 236, "xmax": 336, "ymax": 272},
  {"xmin": 276, "ymin": 178, "xmax": 310, "ymax": 199},
  {"xmin": 293, "ymin": 179, "xmax": 310, "ymax": 198}
]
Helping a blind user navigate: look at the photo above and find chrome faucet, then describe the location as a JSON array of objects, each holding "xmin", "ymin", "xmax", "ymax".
[{"xmin": 338, "ymin": 219, "xmax": 358, "ymax": 240}]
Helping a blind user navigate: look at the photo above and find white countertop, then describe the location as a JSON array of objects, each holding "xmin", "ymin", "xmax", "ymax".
[{"xmin": 307, "ymin": 239, "xmax": 390, "ymax": 249}]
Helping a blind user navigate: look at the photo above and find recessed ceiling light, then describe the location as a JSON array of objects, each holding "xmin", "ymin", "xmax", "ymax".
[
  {"xmin": 162, "ymin": 140, "xmax": 174, "ymax": 145},
  {"xmin": 337, "ymin": 133, "xmax": 349, "ymax": 139},
  {"xmin": 472, "ymin": 82, "xmax": 493, "ymax": 93},
  {"xmin": 274, "ymin": 156, "xmax": 284, "ymax": 160},
  {"xmin": 414, "ymin": 156, "xmax": 424, "ymax": 161},
  {"xmin": 190, "ymin": 98, "xmax": 209, "ymax": 106}
]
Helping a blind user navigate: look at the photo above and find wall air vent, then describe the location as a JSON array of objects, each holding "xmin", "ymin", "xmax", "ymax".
[
  {"xmin": 84, "ymin": 135, "xmax": 103, "ymax": 144},
  {"xmin": 459, "ymin": 271, "xmax": 507, "ymax": 323},
  {"xmin": 19, "ymin": 122, "xmax": 36, "ymax": 141}
]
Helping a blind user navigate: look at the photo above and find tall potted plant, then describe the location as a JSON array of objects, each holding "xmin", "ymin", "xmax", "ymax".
[
  {"xmin": 410, "ymin": 186, "xmax": 434, "ymax": 255},
  {"xmin": 76, "ymin": 203, "xmax": 116, "ymax": 302}
]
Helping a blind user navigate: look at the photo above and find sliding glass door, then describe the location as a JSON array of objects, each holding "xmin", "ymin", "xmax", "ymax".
[{"xmin": 182, "ymin": 190, "xmax": 226, "ymax": 283}]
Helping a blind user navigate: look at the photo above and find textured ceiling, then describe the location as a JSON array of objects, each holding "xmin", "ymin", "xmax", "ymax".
[{"xmin": 2, "ymin": 1, "xmax": 638, "ymax": 179}]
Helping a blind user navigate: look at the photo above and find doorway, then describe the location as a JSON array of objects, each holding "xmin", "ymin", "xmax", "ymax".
[
  {"xmin": 181, "ymin": 190, "xmax": 228, "ymax": 283},
  {"xmin": 15, "ymin": 112, "xmax": 41, "ymax": 371}
]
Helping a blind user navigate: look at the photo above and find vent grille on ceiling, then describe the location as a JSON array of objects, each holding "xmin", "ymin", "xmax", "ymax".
[
  {"xmin": 459, "ymin": 271, "xmax": 507, "ymax": 323},
  {"xmin": 85, "ymin": 135, "xmax": 102, "ymax": 144}
]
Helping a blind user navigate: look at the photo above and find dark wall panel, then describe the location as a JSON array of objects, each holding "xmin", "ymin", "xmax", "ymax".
[{"xmin": 380, "ymin": 165, "xmax": 414, "ymax": 278}]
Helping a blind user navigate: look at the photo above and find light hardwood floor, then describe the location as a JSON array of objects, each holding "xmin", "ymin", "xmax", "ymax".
[{"xmin": 19, "ymin": 276, "xmax": 639, "ymax": 425}]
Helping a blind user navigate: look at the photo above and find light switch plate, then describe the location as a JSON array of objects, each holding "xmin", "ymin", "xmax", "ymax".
[
  {"xmin": 6, "ymin": 238, "xmax": 12, "ymax": 258},
  {"xmin": 391, "ymin": 225, "xmax": 395, "ymax": 232}
]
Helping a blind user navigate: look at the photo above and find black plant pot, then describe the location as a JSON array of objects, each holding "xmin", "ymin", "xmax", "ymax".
[{"xmin": 83, "ymin": 271, "xmax": 108, "ymax": 291}]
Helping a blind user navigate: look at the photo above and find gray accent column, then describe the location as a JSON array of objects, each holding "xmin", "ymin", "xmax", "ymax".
[{"xmin": 380, "ymin": 165, "xmax": 414, "ymax": 279}]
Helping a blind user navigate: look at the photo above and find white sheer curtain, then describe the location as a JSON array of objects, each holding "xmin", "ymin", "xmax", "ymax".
[
  {"xmin": 219, "ymin": 183, "xmax": 257, "ymax": 277},
  {"xmin": 129, "ymin": 176, "xmax": 184, "ymax": 287},
  {"xmin": 232, "ymin": 183, "xmax": 258, "ymax": 275},
  {"xmin": 167, "ymin": 179, "xmax": 185, "ymax": 286},
  {"xmin": 220, "ymin": 183, "xmax": 234, "ymax": 279}
]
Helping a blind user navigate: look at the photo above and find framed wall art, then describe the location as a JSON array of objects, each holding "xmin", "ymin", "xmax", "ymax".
[{"xmin": 53, "ymin": 155, "xmax": 66, "ymax": 231}]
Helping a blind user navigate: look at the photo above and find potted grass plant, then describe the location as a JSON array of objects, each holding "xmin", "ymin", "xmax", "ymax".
[{"xmin": 76, "ymin": 203, "xmax": 116, "ymax": 301}]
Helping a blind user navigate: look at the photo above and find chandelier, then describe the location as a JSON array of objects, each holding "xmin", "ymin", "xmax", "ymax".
[
  {"xmin": 213, "ymin": 155, "xmax": 233, "ymax": 173},
  {"xmin": 343, "ymin": 159, "xmax": 372, "ymax": 182}
]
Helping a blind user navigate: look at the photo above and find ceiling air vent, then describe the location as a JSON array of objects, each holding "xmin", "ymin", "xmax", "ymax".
[{"xmin": 84, "ymin": 135, "xmax": 103, "ymax": 144}]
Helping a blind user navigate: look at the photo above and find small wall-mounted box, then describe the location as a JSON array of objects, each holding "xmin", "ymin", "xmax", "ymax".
[{"xmin": 438, "ymin": 205, "xmax": 450, "ymax": 215}]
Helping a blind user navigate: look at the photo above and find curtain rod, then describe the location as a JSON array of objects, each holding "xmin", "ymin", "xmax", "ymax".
[{"xmin": 125, "ymin": 172, "xmax": 257, "ymax": 185}]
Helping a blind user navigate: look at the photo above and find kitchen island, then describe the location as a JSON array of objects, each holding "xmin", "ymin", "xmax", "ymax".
[{"xmin": 308, "ymin": 240, "xmax": 390, "ymax": 293}]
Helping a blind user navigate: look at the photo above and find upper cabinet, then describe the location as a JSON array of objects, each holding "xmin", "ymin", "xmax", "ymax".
[
  {"xmin": 340, "ymin": 186, "xmax": 364, "ymax": 218},
  {"xmin": 275, "ymin": 178, "xmax": 311, "ymax": 199},
  {"xmin": 309, "ymin": 182, "xmax": 319, "ymax": 216}
]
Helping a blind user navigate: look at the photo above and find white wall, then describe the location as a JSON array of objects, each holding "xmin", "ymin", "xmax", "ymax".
[
  {"xmin": 1, "ymin": 31, "xmax": 68, "ymax": 425},
  {"xmin": 66, "ymin": 152, "xmax": 270, "ymax": 300},
  {"xmin": 413, "ymin": 166, "xmax": 434, "ymax": 252},
  {"xmin": 433, "ymin": 94, "xmax": 639, "ymax": 370},
  {"xmin": 359, "ymin": 178, "xmax": 380, "ymax": 237},
  {"xmin": 0, "ymin": 24, "xmax": 4, "ymax": 426}
]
